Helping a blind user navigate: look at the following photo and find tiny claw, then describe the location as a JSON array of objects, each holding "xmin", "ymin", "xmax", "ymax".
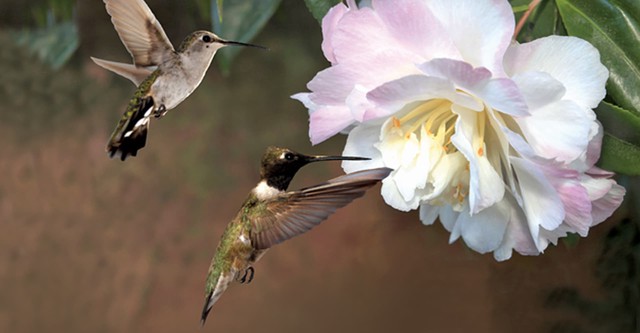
[
  {"xmin": 154, "ymin": 104, "xmax": 167, "ymax": 118},
  {"xmin": 246, "ymin": 267, "xmax": 254, "ymax": 284},
  {"xmin": 239, "ymin": 266, "xmax": 255, "ymax": 284}
]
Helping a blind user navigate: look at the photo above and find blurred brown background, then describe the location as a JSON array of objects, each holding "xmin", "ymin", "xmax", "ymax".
[{"xmin": 0, "ymin": 1, "xmax": 636, "ymax": 332}]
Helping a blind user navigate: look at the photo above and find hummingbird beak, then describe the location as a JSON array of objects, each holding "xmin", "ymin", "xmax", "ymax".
[
  {"xmin": 305, "ymin": 155, "xmax": 370, "ymax": 163},
  {"xmin": 220, "ymin": 39, "xmax": 268, "ymax": 50}
]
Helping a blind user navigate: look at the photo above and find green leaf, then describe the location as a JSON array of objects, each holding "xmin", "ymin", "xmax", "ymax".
[
  {"xmin": 304, "ymin": 0, "xmax": 342, "ymax": 23},
  {"xmin": 12, "ymin": 21, "xmax": 78, "ymax": 70},
  {"xmin": 211, "ymin": 0, "xmax": 281, "ymax": 74},
  {"xmin": 556, "ymin": 0, "xmax": 640, "ymax": 114},
  {"xmin": 512, "ymin": 0, "xmax": 565, "ymax": 42},
  {"xmin": 595, "ymin": 102, "xmax": 640, "ymax": 175},
  {"xmin": 216, "ymin": 0, "xmax": 224, "ymax": 22}
]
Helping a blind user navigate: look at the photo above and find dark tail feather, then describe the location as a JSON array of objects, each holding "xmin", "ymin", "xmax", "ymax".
[
  {"xmin": 107, "ymin": 124, "xmax": 148, "ymax": 161},
  {"xmin": 106, "ymin": 96, "xmax": 154, "ymax": 161},
  {"xmin": 200, "ymin": 291, "xmax": 214, "ymax": 327}
]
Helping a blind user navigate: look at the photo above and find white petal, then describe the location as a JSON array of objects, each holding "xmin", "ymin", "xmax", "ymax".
[
  {"xmin": 372, "ymin": 0, "xmax": 461, "ymax": 60},
  {"xmin": 511, "ymin": 157, "xmax": 565, "ymax": 251},
  {"xmin": 419, "ymin": 59, "xmax": 528, "ymax": 116},
  {"xmin": 452, "ymin": 199, "xmax": 510, "ymax": 254},
  {"xmin": 451, "ymin": 106, "xmax": 505, "ymax": 214},
  {"xmin": 419, "ymin": 203, "xmax": 440, "ymax": 225},
  {"xmin": 515, "ymin": 100, "xmax": 593, "ymax": 163},
  {"xmin": 504, "ymin": 36, "xmax": 608, "ymax": 109},
  {"xmin": 342, "ymin": 122, "xmax": 386, "ymax": 173},
  {"xmin": 438, "ymin": 205, "xmax": 459, "ymax": 233},
  {"xmin": 381, "ymin": 175, "xmax": 420, "ymax": 211},
  {"xmin": 366, "ymin": 74, "xmax": 455, "ymax": 112},
  {"xmin": 510, "ymin": 71, "xmax": 565, "ymax": 110},
  {"xmin": 493, "ymin": 195, "xmax": 540, "ymax": 260},
  {"xmin": 423, "ymin": 0, "xmax": 515, "ymax": 75}
]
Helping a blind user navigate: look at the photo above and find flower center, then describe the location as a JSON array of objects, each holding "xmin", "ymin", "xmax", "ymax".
[{"xmin": 394, "ymin": 98, "xmax": 457, "ymax": 152}]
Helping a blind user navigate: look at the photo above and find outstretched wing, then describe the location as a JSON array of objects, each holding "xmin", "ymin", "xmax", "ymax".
[
  {"xmin": 249, "ymin": 168, "xmax": 392, "ymax": 250},
  {"xmin": 104, "ymin": 0, "xmax": 175, "ymax": 66}
]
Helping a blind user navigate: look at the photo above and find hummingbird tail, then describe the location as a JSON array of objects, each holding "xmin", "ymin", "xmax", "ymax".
[
  {"xmin": 107, "ymin": 96, "xmax": 154, "ymax": 161},
  {"xmin": 200, "ymin": 291, "xmax": 214, "ymax": 327},
  {"xmin": 200, "ymin": 271, "xmax": 235, "ymax": 326}
]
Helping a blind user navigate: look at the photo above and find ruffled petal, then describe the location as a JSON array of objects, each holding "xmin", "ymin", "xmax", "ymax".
[
  {"xmin": 342, "ymin": 122, "xmax": 386, "ymax": 173},
  {"xmin": 451, "ymin": 106, "xmax": 505, "ymax": 214},
  {"xmin": 504, "ymin": 36, "xmax": 608, "ymax": 109},
  {"xmin": 580, "ymin": 173, "xmax": 626, "ymax": 224},
  {"xmin": 422, "ymin": 0, "xmax": 515, "ymax": 75},
  {"xmin": 309, "ymin": 106, "xmax": 355, "ymax": 145},
  {"xmin": 511, "ymin": 157, "xmax": 565, "ymax": 251},
  {"xmin": 372, "ymin": 0, "xmax": 461, "ymax": 60},
  {"xmin": 419, "ymin": 203, "xmax": 440, "ymax": 225},
  {"xmin": 321, "ymin": 2, "xmax": 349, "ymax": 63},
  {"xmin": 516, "ymin": 100, "xmax": 593, "ymax": 163},
  {"xmin": 366, "ymin": 74, "xmax": 455, "ymax": 115},
  {"xmin": 419, "ymin": 59, "xmax": 528, "ymax": 116},
  {"xmin": 451, "ymin": 200, "xmax": 510, "ymax": 253}
]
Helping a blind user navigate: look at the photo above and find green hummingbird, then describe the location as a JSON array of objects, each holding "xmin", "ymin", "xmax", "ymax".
[
  {"xmin": 91, "ymin": 0, "xmax": 265, "ymax": 160},
  {"xmin": 200, "ymin": 146, "xmax": 391, "ymax": 325}
]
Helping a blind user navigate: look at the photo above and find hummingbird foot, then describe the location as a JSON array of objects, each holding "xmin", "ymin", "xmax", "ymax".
[
  {"xmin": 153, "ymin": 104, "xmax": 167, "ymax": 118},
  {"xmin": 238, "ymin": 266, "xmax": 254, "ymax": 284}
]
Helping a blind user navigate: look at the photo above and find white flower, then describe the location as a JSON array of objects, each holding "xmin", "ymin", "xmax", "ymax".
[{"xmin": 293, "ymin": 0, "xmax": 625, "ymax": 260}]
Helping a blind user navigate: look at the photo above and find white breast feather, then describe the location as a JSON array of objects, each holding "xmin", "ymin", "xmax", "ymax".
[{"xmin": 253, "ymin": 180, "xmax": 282, "ymax": 200}]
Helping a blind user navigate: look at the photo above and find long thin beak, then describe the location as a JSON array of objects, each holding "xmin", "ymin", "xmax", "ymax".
[
  {"xmin": 305, "ymin": 155, "xmax": 370, "ymax": 163},
  {"xmin": 220, "ymin": 39, "xmax": 268, "ymax": 50}
]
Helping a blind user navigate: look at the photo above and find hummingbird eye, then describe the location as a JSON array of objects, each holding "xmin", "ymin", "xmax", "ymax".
[
  {"xmin": 284, "ymin": 152, "xmax": 294, "ymax": 161},
  {"xmin": 202, "ymin": 35, "xmax": 213, "ymax": 43}
]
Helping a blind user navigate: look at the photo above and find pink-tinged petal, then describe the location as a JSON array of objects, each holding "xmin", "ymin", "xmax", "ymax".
[
  {"xmin": 511, "ymin": 157, "xmax": 565, "ymax": 251},
  {"xmin": 419, "ymin": 59, "xmax": 528, "ymax": 116},
  {"xmin": 494, "ymin": 195, "xmax": 540, "ymax": 260},
  {"xmin": 420, "ymin": 203, "xmax": 440, "ymax": 225},
  {"xmin": 556, "ymin": 181, "xmax": 592, "ymax": 236},
  {"xmin": 345, "ymin": 84, "xmax": 371, "ymax": 122},
  {"xmin": 423, "ymin": 0, "xmax": 515, "ymax": 75},
  {"xmin": 580, "ymin": 175, "xmax": 626, "ymax": 224},
  {"xmin": 372, "ymin": 0, "xmax": 461, "ymax": 60},
  {"xmin": 584, "ymin": 121, "xmax": 604, "ymax": 169},
  {"xmin": 366, "ymin": 74, "xmax": 455, "ymax": 112},
  {"xmin": 419, "ymin": 59, "xmax": 491, "ymax": 87},
  {"xmin": 592, "ymin": 182, "xmax": 625, "ymax": 225},
  {"xmin": 504, "ymin": 36, "xmax": 608, "ymax": 109},
  {"xmin": 516, "ymin": 100, "xmax": 593, "ymax": 163},
  {"xmin": 331, "ymin": 5, "xmax": 424, "ymax": 65},
  {"xmin": 452, "ymin": 200, "xmax": 510, "ymax": 254},
  {"xmin": 308, "ymin": 54, "xmax": 421, "ymax": 106},
  {"xmin": 451, "ymin": 106, "xmax": 505, "ymax": 214},
  {"xmin": 510, "ymin": 71, "xmax": 565, "ymax": 110},
  {"xmin": 309, "ymin": 106, "xmax": 354, "ymax": 145},
  {"xmin": 291, "ymin": 92, "xmax": 315, "ymax": 109},
  {"xmin": 321, "ymin": 2, "xmax": 349, "ymax": 63},
  {"xmin": 482, "ymin": 78, "xmax": 529, "ymax": 117}
]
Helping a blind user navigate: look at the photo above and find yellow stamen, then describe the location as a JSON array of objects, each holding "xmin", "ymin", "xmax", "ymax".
[{"xmin": 392, "ymin": 117, "xmax": 401, "ymax": 128}]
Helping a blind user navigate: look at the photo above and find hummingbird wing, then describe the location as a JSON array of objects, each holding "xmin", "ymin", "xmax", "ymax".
[
  {"xmin": 249, "ymin": 168, "xmax": 392, "ymax": 250},
  {"xmin": 104, "ymin": 0, "xmax": 175, "ymax": 67},
  {"xmin": 90, "ymin": 57, "xmax": 154, "ymax": 86}
]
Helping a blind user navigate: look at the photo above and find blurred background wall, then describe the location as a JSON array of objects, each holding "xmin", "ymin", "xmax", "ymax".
[{"xmin": 0, "ymin": 1, "xmax": 636, "ymax": 332}]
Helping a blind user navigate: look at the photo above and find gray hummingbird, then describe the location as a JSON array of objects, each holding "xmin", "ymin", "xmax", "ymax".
[
  {"xmin": 92, "ymin": 0, "xmax": 265, "ymax": 160},
  {"xmin": 200, "ymin": 146, "xmax": 392, "ymax": 325}
]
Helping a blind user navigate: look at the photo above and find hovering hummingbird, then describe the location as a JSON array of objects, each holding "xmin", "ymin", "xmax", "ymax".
[
  {"xmin": 92, "ymin": 0, "xmax": 265, "ymax": 160},
  {"xmin": 200, "ymin": 147, "xmax": 391, "ymax": 325}
]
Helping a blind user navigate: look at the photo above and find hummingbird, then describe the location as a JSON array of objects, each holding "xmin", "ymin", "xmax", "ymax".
[
  {"xmin": 92, "ymin": 0, "xmax": 265, "ymax": 160},
  {"xmin": 200, "ymin": 146, "xmax": 391, "ymax": 325}
]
